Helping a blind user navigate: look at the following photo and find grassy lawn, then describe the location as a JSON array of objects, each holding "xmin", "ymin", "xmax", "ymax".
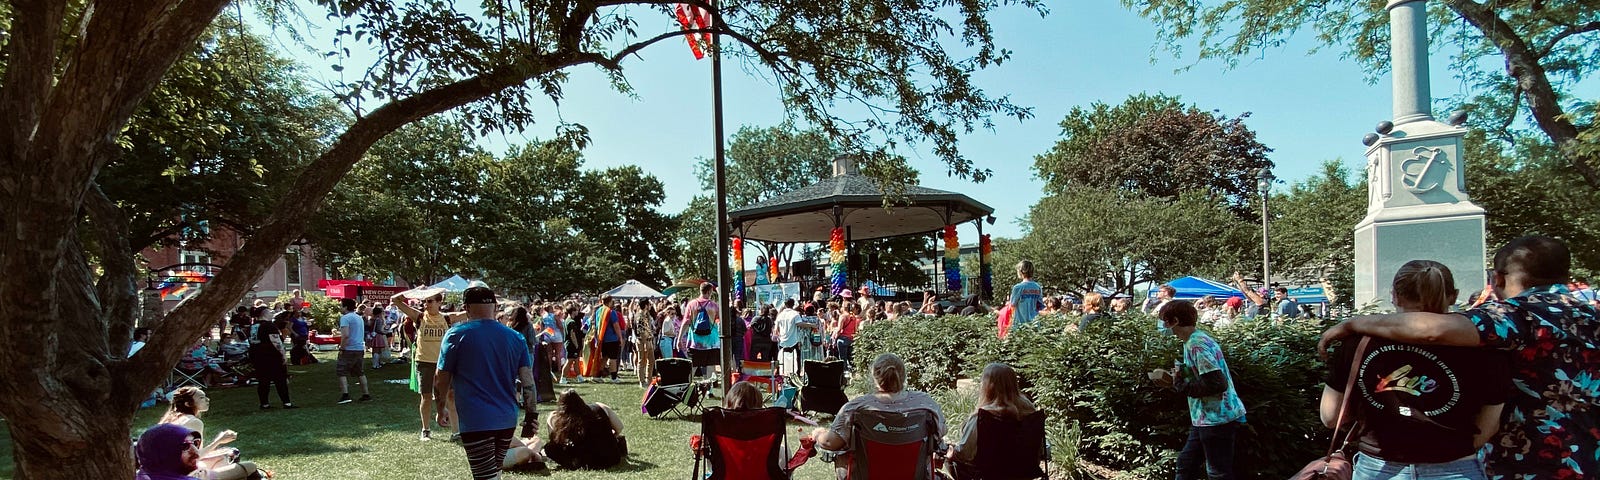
[{"xmin": 0, "ymin": 352, "xmax": 865, "ymax": 479}]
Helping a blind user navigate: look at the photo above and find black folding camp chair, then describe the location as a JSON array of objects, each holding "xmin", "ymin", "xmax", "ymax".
[
  {"xmin": 799, "ymin": 359, "xmax": 848, "ymax": 416},
  {"xmin": 949, "ymin": 410, "xmax": 1049, "ymax": 480},
  {"xmin": 644, "ymin": 358, "xmax": 695, "ymax": 418}
]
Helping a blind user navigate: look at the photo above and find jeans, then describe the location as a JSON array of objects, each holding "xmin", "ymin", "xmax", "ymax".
[
  {"xmin": 835, "ymin": 336, "xmax": 854, "ymax": 368},
  {"xmin": 1353, "ymin": 453, "xmax": 1487, "ymax": 480},
  {"xmin": 1175, "ymin": 420, "xmax": 1239, "ymax": 480}
]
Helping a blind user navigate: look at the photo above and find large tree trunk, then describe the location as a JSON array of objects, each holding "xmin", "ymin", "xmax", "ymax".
[
  {"xmin": 0, "ymin": 2, "xmax": 602, "ymax": 477},
  {"xmin": 0, "ymin": 2, "xmax": 231, "ymax": 479}
]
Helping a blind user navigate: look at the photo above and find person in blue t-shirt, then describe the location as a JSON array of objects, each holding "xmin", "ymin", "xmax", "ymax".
[
  {"xmin": 336, "ymin": 298, "xmax": 371, "ymax": 404},
  {"xmin": 1009, "ymin": 260, "xmax": 1045, "ymax": 326},
  {"xmin": 436, "ymin": 285, "xmax": 537, "ymax": 480}
]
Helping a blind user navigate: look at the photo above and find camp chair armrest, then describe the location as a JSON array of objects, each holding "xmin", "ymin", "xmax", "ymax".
[{"xmin": 817, "ymin": 447, "xmax": 846, "ymax": 463}]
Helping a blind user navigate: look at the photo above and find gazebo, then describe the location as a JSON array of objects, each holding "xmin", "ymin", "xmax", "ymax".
[{"xmin": 728, "ymin": 156, "xmax": 995, "ymax": 298}]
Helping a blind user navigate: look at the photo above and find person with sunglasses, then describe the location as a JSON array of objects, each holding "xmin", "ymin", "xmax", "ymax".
[
  {"xmin": 393, "ymin": 288, "xmax": 467, "ymax": 441},
  {"xmin": 136, "ymin": 424, "xmax": 204, "ymax": 480}
]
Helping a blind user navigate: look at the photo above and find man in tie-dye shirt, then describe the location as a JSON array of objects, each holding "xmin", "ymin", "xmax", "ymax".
[
  {"xmin": 1322, "ymin": 236, "xmax": 1600, "ymax": 479},
  {"xmin": 1150, "ymin": 300, "xmax": 1246, "ymax": 480}
]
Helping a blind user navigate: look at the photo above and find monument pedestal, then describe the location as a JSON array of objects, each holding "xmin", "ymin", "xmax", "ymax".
[{"xmin": 1353, "ymin": 120, "xmax": 1486, "ymax": 308}]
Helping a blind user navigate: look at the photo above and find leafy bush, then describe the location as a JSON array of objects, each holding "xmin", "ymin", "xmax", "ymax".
[
  {"xmin": 853, "ymin": 314, "xmax": 991, "ymax": 390},
  {"xmin": 855, "ymin": 311, "xmax": 1330, "ymax": 479},
  {"xmin": 274, "ymin": 292, "xmax": 342, "ymax": 332}
]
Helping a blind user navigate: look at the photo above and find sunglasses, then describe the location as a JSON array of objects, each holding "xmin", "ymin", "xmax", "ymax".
[{"xmin": 185, "ymin": 438, "xmax": 202, "ymax": 448}]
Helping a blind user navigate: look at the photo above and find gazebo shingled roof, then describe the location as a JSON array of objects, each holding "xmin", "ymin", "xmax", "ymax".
[{"xmin": 728, "ymin": 156, "xmax": 994, "ymax": 243}]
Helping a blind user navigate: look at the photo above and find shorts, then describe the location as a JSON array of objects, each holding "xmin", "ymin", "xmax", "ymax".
[
  {"xmin": 417, "ymin": 362, "xmax": 437, "ymax": 395},
  {"xmin": 336, "ymin": 350, "xmax": 365, "ymax": 376},
  {"xmin": 565, "ymin": 344, "xmax": 581, "ymax": 359},
  {"xmin": 601, "ymin": 341, "xmax": 622, "ymax": 360},
  {"xmin": 461, "ymin": 428, "xmax": 514, "ymax": 480}
]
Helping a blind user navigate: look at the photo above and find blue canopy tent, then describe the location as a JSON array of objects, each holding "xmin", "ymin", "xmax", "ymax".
[
  {"xmin": 430, "ymin": 274, "xmax": 472, "ymax": 292},
  {"xmin": 1151, "ymin": 276, "xmax": 1243, "ymax": 300}
]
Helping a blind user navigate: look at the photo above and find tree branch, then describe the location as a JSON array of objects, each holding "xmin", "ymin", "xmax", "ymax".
[
  {"xmin": 1538, "ymin": 21, "xmax": 1600, "ymax": 59},
  {"xmin": 1443, "ymin": 0, "xmax": 1600, "ymax": 190},
  {"xmin": 0, "ymin": 0, "xmax": 69, "ymax": 192},
  {"xmin": 85, "ymin": 183, "xmax": 140, "ymax": 358}
]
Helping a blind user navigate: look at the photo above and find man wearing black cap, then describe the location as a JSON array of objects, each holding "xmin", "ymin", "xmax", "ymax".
[{"xmin": 435, "ymin": 285, "xmax": 537, "ymax": 480}]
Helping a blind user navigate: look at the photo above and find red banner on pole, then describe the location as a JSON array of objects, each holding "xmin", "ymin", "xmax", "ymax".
[{"xmin": 675, "ymin": 3, "xmax": 713, "ymax": 59}]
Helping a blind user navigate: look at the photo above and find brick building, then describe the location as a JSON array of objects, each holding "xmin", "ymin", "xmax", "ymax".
[{"xmin": 139, "ymin": 228, "xmax": 327, "ymax": 314}]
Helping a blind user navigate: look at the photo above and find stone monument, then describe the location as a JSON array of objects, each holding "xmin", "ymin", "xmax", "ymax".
[{"xmin": 1353, "ymin": 0, "xmax": 1487, "ymax": 308}]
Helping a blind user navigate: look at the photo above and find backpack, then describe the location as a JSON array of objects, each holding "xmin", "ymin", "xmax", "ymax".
[
  {"xmin": 749, "ymin": 314, "xmax": 776, "ymax": 359},
  {"xmin": 692, "ymin": 303, "xmax": 713, "ymax": 336}
]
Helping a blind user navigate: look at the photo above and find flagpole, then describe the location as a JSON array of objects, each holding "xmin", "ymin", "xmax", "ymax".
[{"xmin": 709, "ymin": 0, "xmax": 734, "ymax": 397}]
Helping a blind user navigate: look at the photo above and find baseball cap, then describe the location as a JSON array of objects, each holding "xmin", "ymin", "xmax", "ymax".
[{"xmin": 463, "ymin": 286, "xmax": 496, "ymax": 305}]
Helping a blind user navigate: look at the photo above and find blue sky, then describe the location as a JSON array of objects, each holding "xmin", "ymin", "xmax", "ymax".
[{"xmin": 257, "ymin": 2, "xmax": 1498, "ymax": 242}]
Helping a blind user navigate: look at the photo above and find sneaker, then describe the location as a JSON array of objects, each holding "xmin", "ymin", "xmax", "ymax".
[
  {"xmin": 575, "ymin": 376, "xmax": 586, "ymax": 384},
  {"xmin": 420, "ymin": 429, "xmax": 432, "ymax": 441},
  {"xmin": 283, "ymin": 403, "xmax": 298, "ymax": 409},
  {"xmin": 260, "ymin": 404, "xmax": 272, "ymax": 410},
  {"xmin": 358, "ymin": 394, "xmax": 372, "ymax": 402},
  {"xmin": 449, "ymin": 432, "xmax": 462, "ymax": 443},
  {"xmin": 338, "ymin": 394, "xmax": 353, "ymax": 404}
]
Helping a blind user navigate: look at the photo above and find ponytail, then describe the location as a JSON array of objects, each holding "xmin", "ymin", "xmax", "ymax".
[{"xmin": 1393, "ymin": 260, "xmax": 1459, "ymax": 313}]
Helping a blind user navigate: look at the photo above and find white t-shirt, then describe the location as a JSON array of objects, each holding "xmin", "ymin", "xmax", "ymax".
[{"xmin": 774, "ymin": 308, "xmax": 802, "ymax": 348}]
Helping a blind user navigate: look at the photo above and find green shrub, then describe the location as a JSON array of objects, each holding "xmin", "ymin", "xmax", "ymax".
[
  {"xmin": 855, "ymin": 311, "xmax": 1331, "ymax": 479},
  {"xmin": 275, "ymin": 292, "xmax": 341, "ymax": 332},
  {"xmin": 853, "ymin": 314, "xmax": 991, "ymax": 390}
]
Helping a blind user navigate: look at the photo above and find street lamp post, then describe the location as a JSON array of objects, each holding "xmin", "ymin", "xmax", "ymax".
[{"xmin": 1257, "ymin": 168, "xmax": 1275, "ymax": 291}]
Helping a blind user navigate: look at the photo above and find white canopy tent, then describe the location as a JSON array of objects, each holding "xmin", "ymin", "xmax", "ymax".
[{"xmin": 603, "ymin": 279, "xmax": 666, "ymax": 299}]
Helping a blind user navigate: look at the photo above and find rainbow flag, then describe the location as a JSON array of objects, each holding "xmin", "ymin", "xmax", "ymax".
[{"xmin": 158, "ymin": 271, "xmax": 211, "ymax": 300}]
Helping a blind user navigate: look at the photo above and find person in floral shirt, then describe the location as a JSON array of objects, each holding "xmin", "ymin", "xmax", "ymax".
[
  {"xmin": 1149, "ymin": 300, "xmax": 1247, "ymax": 480},
  {"xmin": 1321, "ymin": 236, "xmax": 1600, "ymax": 479}
]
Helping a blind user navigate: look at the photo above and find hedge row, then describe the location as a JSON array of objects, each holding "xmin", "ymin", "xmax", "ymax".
[{"xmin": 853, "ymin": 312, "xmax": 1332, "ymax": 480}]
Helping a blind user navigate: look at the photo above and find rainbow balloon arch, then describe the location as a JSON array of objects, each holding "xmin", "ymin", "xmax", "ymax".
[{"xmin": 726, "ymin": 156, "xmax": 995, "ymax": 302}]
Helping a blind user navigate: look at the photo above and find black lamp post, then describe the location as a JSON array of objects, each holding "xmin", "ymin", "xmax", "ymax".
[{"xmin": 1257, "ymin": 168, "xmax": 1276, "ymax": 289}]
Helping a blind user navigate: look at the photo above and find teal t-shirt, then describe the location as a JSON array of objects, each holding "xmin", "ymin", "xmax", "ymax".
[
  {"xmin": 1181, "ymin": 331, "xmax": 1246, "ymax": 426},
  {"xmin": 1010, "ymin": 280, "xmax": 1043, "ymax": 325}
]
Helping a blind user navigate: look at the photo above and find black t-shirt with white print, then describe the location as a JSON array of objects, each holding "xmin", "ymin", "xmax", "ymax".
[{"xmin": 1327, "ymin": 335, "xmax": 1512, "ymax": 463}]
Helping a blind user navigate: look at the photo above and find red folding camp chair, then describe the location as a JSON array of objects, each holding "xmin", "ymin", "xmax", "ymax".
[
  {"xmin": 826, "ymin": 407, "xmax": 948, "ymax": 480},
  {"xmin": 692, "ymin": 407, "xmax": 794, "ymax": 480}
]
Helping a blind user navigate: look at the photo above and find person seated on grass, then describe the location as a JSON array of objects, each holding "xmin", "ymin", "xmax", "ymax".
[
  {"xmin": 808, "ymin": 353, "xmax": 947, "ymax": 471},
  {"xmin": 543, "ymin": 389, "xmax": 626, "ymax": 470},
  {"xmin": 137, "ymin": 423, "xmax": 203, "ymax": 480},
  {"xmin": 160, "ymin": 387, "xmax": 263, "ymax": 480},
  {"xmin": 725, "ymin": 381, "xmax": 764, "ymax": 410},
  {"xmin": 947, "ymin": 362, "xmax": 1040, "ymax": 480},
  {"xmin": 502, "ymin": 435, "xmax": 548, "ymax": 472}
]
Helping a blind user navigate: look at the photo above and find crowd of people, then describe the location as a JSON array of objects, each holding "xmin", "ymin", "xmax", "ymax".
[{"xmin": 131, "ymin": 234, "xmax": 1600, "ymax": 480}]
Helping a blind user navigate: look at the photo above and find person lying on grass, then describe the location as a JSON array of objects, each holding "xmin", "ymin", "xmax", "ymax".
[{"xmin": 542, "ymin": 389, "xmax": 626, "ymax": 470}]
